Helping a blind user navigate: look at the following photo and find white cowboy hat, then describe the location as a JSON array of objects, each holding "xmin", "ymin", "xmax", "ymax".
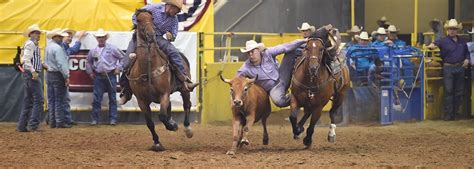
[
  {"xmin": 298, "ymin": 22, "xmax": 316, "ymax": 32},
  {"xmin": 378, "ymin": 16, "xmax": 388, "ymax": 22},
  {"xmin": 62, "ymin": 28, "xmax": 76, "ymax": 37},
  {"xmin": 429, "ymin": 18, "xmax": 441, "ymax": 26},
  {"xmin": 94, "ymin": 28, "xmax": 109, "ymax": 37},
  {"xmin": 387, "ymin": 25, "xmax": 399, "ymax": 32},
  {"xmin": 46, "ymin": 28, "xmax": 68, "ymax": 39},
  {"xmin": 163, "ymin": 0, "xmax": 183, "ymax": 10},
  {"xmin": 23, "ymin": 24, "xmax": 42, "ymax": 37},
  {"xmin": 376, "ymin": 27, "xmax": 387, "ymax": 35},
  {"xmin": 347, "ymin": 25, "xmax": 362, "ymax": 34},
  {"xmin": 240, "ymin": 40, "xmax": 265, "ymax": 53},
  {"xmin": 358, "ymin": 31, "xmax": 370, "ymax": 40},
  {"xmin": 444, "ymin": 19, "xmax": 462, "ymax": 29}
]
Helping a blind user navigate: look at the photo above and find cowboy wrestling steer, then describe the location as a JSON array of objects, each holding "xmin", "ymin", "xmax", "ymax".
[{"xmin": 220, "ymin": 75, "xmax": 271, "ymax": 155}]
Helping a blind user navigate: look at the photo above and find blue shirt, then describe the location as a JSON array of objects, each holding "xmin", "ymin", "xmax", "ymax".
[
  {"xmin": 86, "ymin": 43, "xmax": 125, "ymax": 74},
  {"xmin": 434, "ymin": 36, "xmax": 470, "ymax": 64},
  {"xmin": 372, "ymin": 40, "xmax": 385, "ymax": 47},
  {"xmin": 45, "ymin": 41, "xmax": 69, "ymax": 78},
  {"xmin": 390, "ymin": 39, "xmax": 406, "ymax": 47},
  {"xmin": 237, "ymin": 40, "xmax": 306, "ymax": 92},
  {"xmin": 61, "ymin": 41, "xmax": 81, "ymax": 56},
  {"xmin": 346, "ymin": 44, "xmax": 375, "ymax": 69},
  {"xmin": 133, "ymin": 3, "xmax": 179, "ymax": 39}
]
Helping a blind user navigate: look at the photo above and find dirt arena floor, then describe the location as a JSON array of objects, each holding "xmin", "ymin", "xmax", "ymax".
[{"xmin": 0, "ymin": 112, "xmax": 473, "ymax": 168}]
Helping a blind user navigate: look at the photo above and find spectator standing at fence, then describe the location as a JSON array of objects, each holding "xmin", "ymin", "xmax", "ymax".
[
  {"xmin": 428, "ymin": 19, "xmax": 470, "ymax": 121},
  {"xmin": 17, "ymin": 24, "xmax": 44, "ymax": 132},
  {"xmin": 59, "ymin": 29, "xmax": 87, "ymax": 125},
  {"xmin": 86, "ymin": 29, "xmax": 124, "ymax": 126},
  {"xmin": 372, "ymin": 27, "xmax": 387, "ymax": 47},
  {"xmin": 345, "ymin": 25, "xmax": 362, "ymax": 48},
  {"xmin": 44, "ymin": 29, "xmax": 71, "ymax": 128}
]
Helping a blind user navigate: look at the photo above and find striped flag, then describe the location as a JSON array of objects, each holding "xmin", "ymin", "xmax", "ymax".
[{"xmin": 145, "ymin": 0, "xmax": 211, "ymax": 31}]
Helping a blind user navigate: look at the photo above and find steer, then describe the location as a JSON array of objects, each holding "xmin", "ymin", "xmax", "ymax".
[{"xmin": 220, "ymin": 74, "xmax": 271, "ymax": 155}]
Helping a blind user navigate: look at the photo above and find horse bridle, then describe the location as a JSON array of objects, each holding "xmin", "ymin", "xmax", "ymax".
[
  {"xmin": 291, "ymin": 37, "xmax": 335, "ymax": 99},
  {"xmin": 127, "ymin": 12, "xmax": 169, "ymax": 83}
]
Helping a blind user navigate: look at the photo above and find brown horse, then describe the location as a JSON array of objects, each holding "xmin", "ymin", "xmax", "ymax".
[
  {"xmin": 289, "ymin": 27, "xmax": 350, "ymax": 148},
  {"xmin": 128, "ymin": 9, "xmax": 194, "ymax": 151}
]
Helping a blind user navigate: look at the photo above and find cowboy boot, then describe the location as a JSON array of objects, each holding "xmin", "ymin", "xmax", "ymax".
[{"xmin": 176, "ymin": 72, "xmax": 199, "ymax": 92}]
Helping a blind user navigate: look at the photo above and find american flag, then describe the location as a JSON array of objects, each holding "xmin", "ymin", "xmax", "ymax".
[{"xmin": 145, "ymin": 0, "xmax": 211, "ymax": 31}]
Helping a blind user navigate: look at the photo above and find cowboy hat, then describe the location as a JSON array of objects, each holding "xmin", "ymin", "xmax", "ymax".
[
  {"xmin": 429, "ymin": 18, "xmax": 441, "ymax": 26},
  {"xmin": 378, "ymin": 16, "xmax": 388, "ymax": 22},
  {"xmin": 240, "ymin": 40, "xmax": 265, "ymax": 53},
  {"xmin": 444, "ymin": 19, "xmax": 462, "ymax": 29},
  {"xmin": 163, "ymin": 0, "xmax": 183, "ymax": 10},
  {"xmin": 23, "ymin": 24, "xmax": 42, "ymax": 37},
  {"xmin": 94, "ymin": 28, "xmax": 109, "ymax": 37},
  {"xmin": 298, "ymin": 22, "xmax": 316, "ymax": 32},
  {"xmin": 376, "ymin": 16, "xmax": 388, "ymax": 25},
  {"xmin": 347, "ymin": 25, "xmax": 362, "ymax": 34},
  {"xmin": 358, "ymin": 31, "xmax": 370, "ymax": 40},
  {"xmin": 376, "ymin": 27, "xmax": 387, "ymax": 35},
  {"xmin": 46, "ymin": 28, "xmax": 68, "ymax": 39},
  {"xmin": 387, "ymin": 25, "xmax": 399, "ymax": 32},
  {"xmin": 62, "ymin": 28, "xmax": 76, "ymax": 36}
]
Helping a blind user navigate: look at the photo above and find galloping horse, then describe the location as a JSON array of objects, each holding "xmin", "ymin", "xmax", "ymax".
[
  {"xmin": 128, "ymin": 9, "xmax": 194, "ymax": 151},
  {"xmin": 289, "ymin": 27, "xmax": 350, "ymax": 148}
]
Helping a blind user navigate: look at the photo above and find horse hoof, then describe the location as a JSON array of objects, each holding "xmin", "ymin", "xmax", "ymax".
[
  {"xmin": 226, "ymin": 150, "xmax": 236, "ymax": 155},
  {"xmin": 240, "ymin": 139, "xmax": 249, "ymax": 146},
  {"xmin": 165, "ymin": 121, "xmax": 178, "ymax": 131},
  {"xmin": 328, "ymin": 135, "xmax": 336, "ymax": 143},
  {"xmin": 303, "ymin": 137, "xmax": 312, "ymax": 147},
  {"xmin": 263, "ymin": 138, "xmax": 269, "ymax": 145},
  {"xmin": 184, "ymin": 127, "xmax": 193, "ymax": 138},
  {"xmin": 150, "ymin": 144, "xmax": 165, "ymax": 152},
  {"xmin": 293, "ymin": 126, "xmax": 304, "ymax": 137},
  {"xmin": 293, "ymin": 134, "xmax": 301, "ymax": 140}
]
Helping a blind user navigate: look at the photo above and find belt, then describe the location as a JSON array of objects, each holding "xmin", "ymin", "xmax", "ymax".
[
  {"xmin": 444, "ymin": 62, "xmax": 463, "ymax": 67},
  {"xmin": 97, "ymin": 71, "xmax": 114, "ymax": 76}
]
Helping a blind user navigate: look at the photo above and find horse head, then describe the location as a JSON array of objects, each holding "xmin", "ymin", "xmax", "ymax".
[
  {"xmin": 135, "ymin": 9, "xmax": 155, "ymax": 44},
  {"xmin": 220, "ymin": 74, "xmax": 258, "ymax": 108},
  {"xmin": 304, "ymin": 25, "xmax": 341, "ymax": 77}
]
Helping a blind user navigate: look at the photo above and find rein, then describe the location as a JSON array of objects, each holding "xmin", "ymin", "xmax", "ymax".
[{"xmin": 127, "ymin": 20, "xmax": 169, "ymax": 83}]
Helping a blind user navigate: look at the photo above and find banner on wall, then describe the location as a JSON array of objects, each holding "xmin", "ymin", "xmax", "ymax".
[{"xmin": 60, "ymin": 31, "xmax": 198, "ymax": 111}]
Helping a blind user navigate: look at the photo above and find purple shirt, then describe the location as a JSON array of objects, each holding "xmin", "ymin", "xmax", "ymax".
[
  {"xmin": 237, "ymin": 39, "xmax": 306, "ymax": 92},
  {"xmin": 434, "ymin": 36, "xmax": 470, "ymax": 64},
  {"xmin": 132, "ymin": 3, "xmax": 178, "ymax": 38},
  {"xmin": 86, "ymin": 43, "xmax": 124, "ymax": 74}
]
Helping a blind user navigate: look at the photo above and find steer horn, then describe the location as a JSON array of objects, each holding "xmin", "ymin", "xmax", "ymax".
[
  {"xmin": 247, "ymin": 75, "xmax": 258, "ymax": 83},
  {"xmin": 219, "ymin": 73, "xmax": 231, "ymax": 84}
]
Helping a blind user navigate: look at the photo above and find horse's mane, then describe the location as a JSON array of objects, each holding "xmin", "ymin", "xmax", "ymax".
[{"xmin": 132, "ymin": 8, "xmax": 153, "ymax": 30}]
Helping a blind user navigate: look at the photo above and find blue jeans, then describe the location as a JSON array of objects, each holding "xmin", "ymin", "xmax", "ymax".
[
  {"xmin": 443, "ymin": 65, "xmax": 465, "ymax": 118},
  {"xmin": 91, "ymin": 73, "xmax": 118, "ymax": 122},
  {"xmin": 155, "ymin": 36, "xmax": 185, "ymax": 74},
  {"xmin": 63, "ymin": 88, "xmax": 73, "ymax": 124},
  {"xmin": 270, "ymin": 51, "xmax": 298, "ymax": 107},
  {"xmin": 17, "ymin": 71, "xmax": 44, "ymax": 131},
  {"xmin": 46, "ymin": 72, "xmax": 68, "ymax": 126},
  {"xmin": 123, "ymin": 37, "xmax": 185, "ymax": 74}
]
